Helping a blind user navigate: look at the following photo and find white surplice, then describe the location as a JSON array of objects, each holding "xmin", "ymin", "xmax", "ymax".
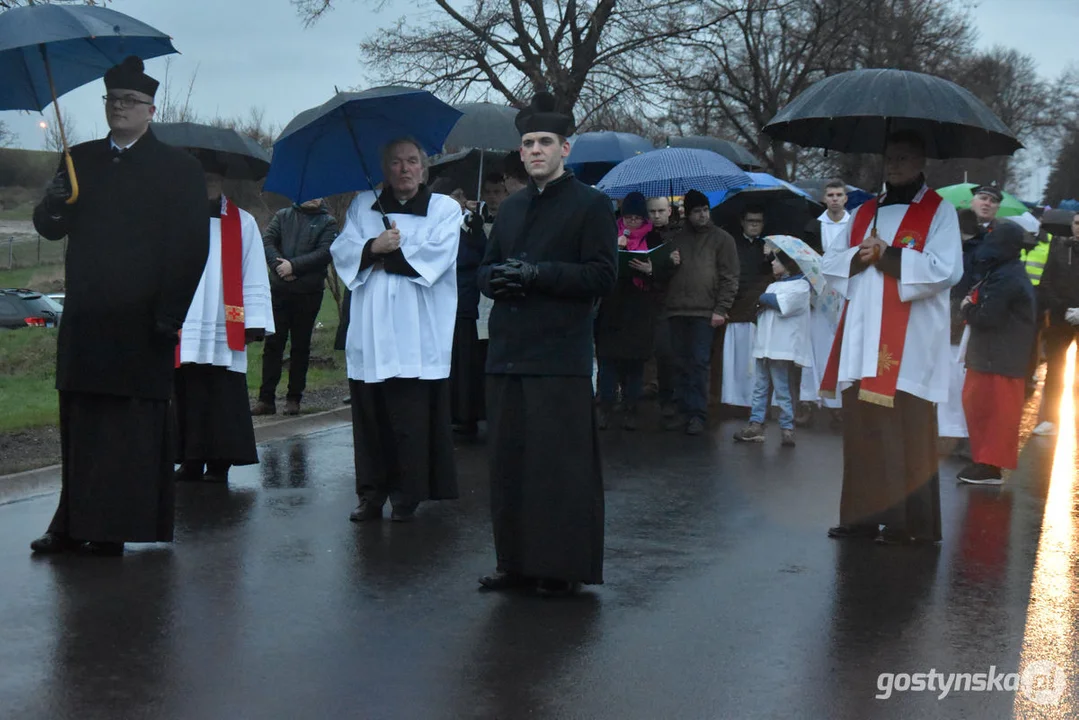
[
  {"xmin": 331, "ymin": 190, "xmax": 460, "ymax": 383},
  {"xmin": 820, "ymin": 187, "xmax": 963, "ymax": 403},
  {"xmin": 802, "ymin": 210, "xmax": 851, "ymax": 407},
  {"xmin": 179, "ymin": 199, "xmax": 274, "ymax": 374},
  {"xmin": 753, "ymin": 275, "xmax": 813, "ymax": 367}
]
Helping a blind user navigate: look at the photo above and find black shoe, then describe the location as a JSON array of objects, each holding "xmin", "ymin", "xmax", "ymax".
[
  {"xmin": 685, "ymin": 417, "xmax": 705, "ymax": 435},
  {"xmin": 390, "ymin": 504, "xmax": 417, "ymax": 523},
  {"xmin": 478, "ymin": 570, "xmax": 535, "ymax": 591},
  {"xmin": 30, "ymin": 532, "xmax": 78, "ymax": 554},
  {"xmin": 536, "ymin": 579, "xmax": 582, "ymax": 598},
  {"xmin": 349, "ymin": 497, "xmax": 383, "ymax": 522},
  {"xmin": 174, "ymin": 462, "xmax": 204, "ymax": 482},
  {"xmin": 79, "ymin": 541, "xmax": 124, "ymax": 557},
  {"xmin": 957, "ymin": 463, "xmax": 1003, "ymax": 485},
  {"xmin": 827, "ymin": 524, "xmax": 878, "ymax": 539},
  {"xmin": 203, "ymin": 462, "xmax": 230, "ymax": 484}
]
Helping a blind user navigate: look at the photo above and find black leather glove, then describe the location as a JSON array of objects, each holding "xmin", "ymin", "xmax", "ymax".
[
  {"xmin": 499, "ymin": 258, "xmax": 539, "ymax": 289},
  {"xmin": 43, "ymin": 170, "xmax": 73, "ymax": 213},
  {"xmin": 489, "ymin": 264, "xmax": 526, "ymax": 299}
]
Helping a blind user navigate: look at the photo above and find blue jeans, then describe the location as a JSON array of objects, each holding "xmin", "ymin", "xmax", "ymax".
[
  {"xmin": 669, "ymin": 316, "xmax": 713, "ymax": 422},
  {"xmin": 598, "ymin": 358, "xmax": 644, "ymax": 407},
  {"xmin": 750, "ymin": 358, "xmax": 795, "ymax": 430}
]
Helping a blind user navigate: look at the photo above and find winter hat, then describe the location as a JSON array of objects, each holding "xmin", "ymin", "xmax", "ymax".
[
  {"xmin": 515, "ymin": 91, "xmax": 575, "ymax": 137},
  {"xmin": 621, "ymin": 192, "xmax": 647, "ymax": 219},
  {"xmin": 683, "ymin": 189, "xmax": 709, "ymax": 213},
  {"xmin": 104, "ymin": 56, "xmax": 159, "ymax": 98}
]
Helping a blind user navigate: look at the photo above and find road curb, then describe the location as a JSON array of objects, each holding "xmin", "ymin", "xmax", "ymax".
[{"xmin": 0, "ymin": 405, "xmax": 352, "ymax": 506}]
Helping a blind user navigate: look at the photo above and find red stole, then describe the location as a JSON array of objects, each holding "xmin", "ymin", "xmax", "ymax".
[
  {"xmin": 175, "ymin": 196, "xmax": 245, "ymax": 368},
  {"xmin": 819, "ymin": 188, "xmax": 943, "ymax": 407}
]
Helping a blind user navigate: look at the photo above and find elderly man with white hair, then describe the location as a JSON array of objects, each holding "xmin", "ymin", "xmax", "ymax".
[{"xmin": 331, "ymin": 137, "xmax": 461, "ymax": 523}]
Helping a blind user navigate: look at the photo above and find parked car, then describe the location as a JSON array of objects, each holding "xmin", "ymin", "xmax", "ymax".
[
  {"xmin": 47, "ymin": 292, "xmax": 65, "ymax": 307},
  {"xmin": 0, "ymin": 289, "xmax": 63, "ymax": 329}
]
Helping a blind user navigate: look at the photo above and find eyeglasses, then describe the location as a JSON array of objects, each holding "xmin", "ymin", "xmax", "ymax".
[{"xmin": 102, "ymin": 94, "xmax": 152, "ymax": 109}]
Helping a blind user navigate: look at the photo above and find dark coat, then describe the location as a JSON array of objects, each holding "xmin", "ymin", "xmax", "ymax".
[
  {"xmin": 1039, "ymin": 234, "xmax": 1079, "ymax": 329},
  {"xmin": 594, "ymin": 227, "xmax": 669, "ymax": 360},
  {"xmin": 477, "ymin": 171, "xmax": 618, "ymax": 376},
  {"xmin": 33, "ymin": 130, "xmax": 209, "ymax": 401},
  {"xmin": 728, "ymin": 234, "xmax": 774, "ymax": 323},
  {"xmin": 456, "ymin": 213, "xmax": 487, "ymax": 319},
  {"xmin": 950, "ymin": 221, "xmax": 993, "ymax": 343},
  {"xmin": 962, "ymin": 222, "xmax": 1037, "ymax": 378},
  {"xmin": 262, "ymin": 202, "xmax": 338, "ymax": 294},
  {"xmin": 663, "ymin": 222, "xmax": 740, "ymax": 319}
]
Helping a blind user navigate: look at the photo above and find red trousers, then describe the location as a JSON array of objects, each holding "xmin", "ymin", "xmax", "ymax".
[{"xmin": 962, "ymin": 369, "xmax": 1025, "ymax": 470}]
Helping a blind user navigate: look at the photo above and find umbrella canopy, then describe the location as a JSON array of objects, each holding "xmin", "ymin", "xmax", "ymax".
[
  {"xmin": 1041, "ymin": 208, "xmax": 1076, "ymax": 237},
  {"xmin": 443, "ymin": 102, "xmax": 520, "ymax": 152},
  {"xmin": 152, "ymin": 122, "xmax": 271, "ymax": 180},
  {"xmin": 665, "ymin": 135, "xmax": 764, "ymax": 170},
  {"xmin": 937, "ymin": 183, "xmax": 1028, "ymax": 217},
  {"xmin": 763, "ymin": 69, "xmax": 1022, "ymax": 159},
  {"xmin": 764, "ymin": 234, "xmax": 845, "ymax": 323},
  {"xmin": 595, "ymin": 148, "xmax": 751, "ymax": 199},
  {"xmin": 567, "ymin": 131, "xmax": 654, "ymax": 186},
  {"xmin": 263, "ymin": 87, "xmax": 463, "ymax": 204},
  {"xmin": 427, "ymin": 148, "xmax": 507, "ymax": 194},
  {"xmin": 0, "ymin": 4, "xmax": 177, "ymax": 112},
  {"xmin": 706, "ymin": 173, "xmax": 823, "ymax": 237}
]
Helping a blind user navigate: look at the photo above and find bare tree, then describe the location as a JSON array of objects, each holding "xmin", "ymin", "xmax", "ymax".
[
  {"xmin": 42, "ymin": 108, "xmax": 78, "ymax": 153},
  {"xmin": 0, "ymin": 121, "xmax": 11, "ymax": 148},
  {"xmin": 209, "ymin": 106, "xmax": 278, "ymax": 151},
  {"xmin": 301, "ymin": 0, "xmax": 726, "ymax": 126},
  {"xmin": 154, "ymin": 58, "xmax": 200, "ymax": 124}
]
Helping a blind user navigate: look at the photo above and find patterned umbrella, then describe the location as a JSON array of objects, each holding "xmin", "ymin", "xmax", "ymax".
[
  {"xmin": 763, "ymin": 234, "xmax": 844, "ymax": 323},
  {"xmin": 595, "ymin": 148, "xmax": 751, "ymax": 199}
]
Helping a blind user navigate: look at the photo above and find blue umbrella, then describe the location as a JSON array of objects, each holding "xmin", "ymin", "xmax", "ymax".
[
  {"xmin": 595, "ymin": 147, "xmax": 751, "ymax": 199},
  {"xmin": 264, "ymin": 87, "xmax": 463, "ymax": 215},
  {"xmin": 567, "ymin": 131, "xmax": 654, "ymax": 185},
  {"xmin": 0, "ymin": 4, "xmax": 178, "ymax": 203},
  {"xmin": 704, "ymin": 172, "xmax": 819, "ymax": 206}
]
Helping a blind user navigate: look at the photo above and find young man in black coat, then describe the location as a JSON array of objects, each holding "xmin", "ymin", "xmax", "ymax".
[
  {"xmin": 476, "ymin": 92, "xmax": 618, "ymax": 597},
  {"xmin": 30, "ymin": 56, "xmax": 209, "ymax": 556}
]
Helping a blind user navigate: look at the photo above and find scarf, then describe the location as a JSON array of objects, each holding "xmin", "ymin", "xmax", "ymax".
[{"xmin": 619, "ymin": 218, "xmax": 654, "ymax": 289}]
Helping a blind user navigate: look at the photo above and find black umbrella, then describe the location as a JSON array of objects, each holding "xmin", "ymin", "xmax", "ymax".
[
  {"xmin": 762, "ymin": 68, "xmax": 1022, "ymax": 159},
  {"xmin": 1041, "ymin": 208, "xmax": 1076, "ymax": 238},
  {"xmin": 427, "ymin": 148, "xmax": 506, "ymax": 194},
  {"xmin": 443, "ymin": 102, "xmax": 520, "ymax": 152},
  {"xmin": 665, "ymin": 135, "xmax": 764, "ymax": 170},
  {"xmin": 153, "ymin": 122, "xmax": 271, "ymax": 180}
]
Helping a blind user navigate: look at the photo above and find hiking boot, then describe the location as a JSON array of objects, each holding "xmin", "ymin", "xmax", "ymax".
[
  {"xmin": 685, "ymin": 417, "xmax": 705, "ymax": 436},
  {"xmin": 781, "ymin": 429, "xmax": 796, "ymax": 447},
  {"xmin": 733, "ymin": 422, "xmax": 765, "ymax": 443},
  {"xmin": 957, "ymin": 463, "xmax": 1003, "ymax": 485},
  {"xmin": 283, "ymin": 398, "xmax": 301, "ymax": 416},
  {"xmin": 251, "ymin": 400, "xmax": 276, "ymax": 416}
]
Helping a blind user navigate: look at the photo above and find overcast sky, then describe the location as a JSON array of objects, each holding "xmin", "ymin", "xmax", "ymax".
[{"xmin": 3, "ymin": 0, "xmax": 1077, "ymax": 197}]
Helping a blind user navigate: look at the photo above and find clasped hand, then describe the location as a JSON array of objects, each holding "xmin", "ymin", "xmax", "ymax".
[
  {"xmin": 489, "ymin": 258, "xmax": 539, "ymax": 299},
  {"xmin": 857, "ymin": 234, "xmax": 888, "ymax": 264},
  {"xmin": 372, "ymin": 221, "xmax": 401, "ymax": 255}
]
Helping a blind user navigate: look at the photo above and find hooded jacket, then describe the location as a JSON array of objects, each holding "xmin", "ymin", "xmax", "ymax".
[
  {"xmin": 1040, "ymin": 233, "xmax": 1079, "ymax": 328},
  {"xmin": 961, "ymin": 220, "xmax": 1037, "ymax": 378},
  {"xmin": 262, "ymin": 202, "xmax": 339, "ymax": 294}
]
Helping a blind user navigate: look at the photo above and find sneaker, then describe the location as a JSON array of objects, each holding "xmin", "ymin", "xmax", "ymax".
[
  {"xmin": 781, "ymin": 429, "xmax": 796, "ymax": 447},
  {"xmin": 1032, "ymin": 421, "xmax": 1057, "ymax": 437},
  {"xmin": 733, "ymin": 422, "xmax": 765, "ymax": 443},
  {"xmin": 685, "ymin": 417, "xmax": 705, "ymax": 436},
  {"xmin": 957, "ymin": 463, "xmax": 1003, "ymax": 485},
  {"xmin": 251, "ymin": 400, "xmax": 276, "ymax": 416}
]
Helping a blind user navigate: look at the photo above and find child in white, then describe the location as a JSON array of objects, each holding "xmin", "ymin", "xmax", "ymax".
[{"xmin": 734, "ymin": 250, "xmax": 812, "ymax": 445}]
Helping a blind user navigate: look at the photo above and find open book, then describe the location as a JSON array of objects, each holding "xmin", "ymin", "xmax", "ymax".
[{"xmin": 618, "ymin": 242, "xmax": 676, "ymax": 274}]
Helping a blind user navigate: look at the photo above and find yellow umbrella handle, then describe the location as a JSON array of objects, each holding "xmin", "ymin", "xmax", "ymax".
[{"xmin": 63, "ymin": 150, "xmax": 78, "ymax": 204}]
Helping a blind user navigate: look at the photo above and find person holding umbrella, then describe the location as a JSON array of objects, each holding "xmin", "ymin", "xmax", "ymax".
[
  {"xmin": 331, "ymin": 137, "xmax": 461, "ymax": 523},
  {"xmin": 820, "ymin": 130, "xmax": 963, "ymax": 546},
  {"xmin": 30, "ymin": 56, "xmax": 209, "ymax": 556}
]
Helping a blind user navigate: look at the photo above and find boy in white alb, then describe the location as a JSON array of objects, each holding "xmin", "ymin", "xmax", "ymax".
[{"xmin": 734, "ymin": 250, "xmax": 812, "ymax": 446}]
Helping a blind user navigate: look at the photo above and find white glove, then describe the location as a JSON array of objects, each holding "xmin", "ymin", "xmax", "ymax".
[{"xmin": 1066, "ymin": 308, "xmax": 1079, "ymax": 326}]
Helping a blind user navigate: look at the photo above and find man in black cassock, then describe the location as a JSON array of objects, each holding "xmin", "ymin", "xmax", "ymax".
[
  {"xmin": 30, "ymin": 56, "xmax": 209, "ymax": 556},
  {"xmin": 477, "ymin": 93, "xmax": 618, "ymax": 597}
]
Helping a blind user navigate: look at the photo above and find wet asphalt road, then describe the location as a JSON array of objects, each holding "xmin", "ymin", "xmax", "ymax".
[{"xmin": 2, "ymin": 386, "xmax": 1078, "ymax": 719}]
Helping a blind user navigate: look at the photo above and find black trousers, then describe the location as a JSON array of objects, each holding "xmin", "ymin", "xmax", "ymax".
[{"xmin": 259, "ymin": 291, "xmax": 324, "ymax": 403}]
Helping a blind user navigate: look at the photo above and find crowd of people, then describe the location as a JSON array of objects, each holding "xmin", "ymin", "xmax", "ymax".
[{"xmin": 25, "ymin": 57, "xmax": 1079, "ymax": 597}]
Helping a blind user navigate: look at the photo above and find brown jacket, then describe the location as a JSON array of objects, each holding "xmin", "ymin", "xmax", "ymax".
[{"xmin": 663, "ymin": 222, "xmax": 740, "ymax": 319}]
